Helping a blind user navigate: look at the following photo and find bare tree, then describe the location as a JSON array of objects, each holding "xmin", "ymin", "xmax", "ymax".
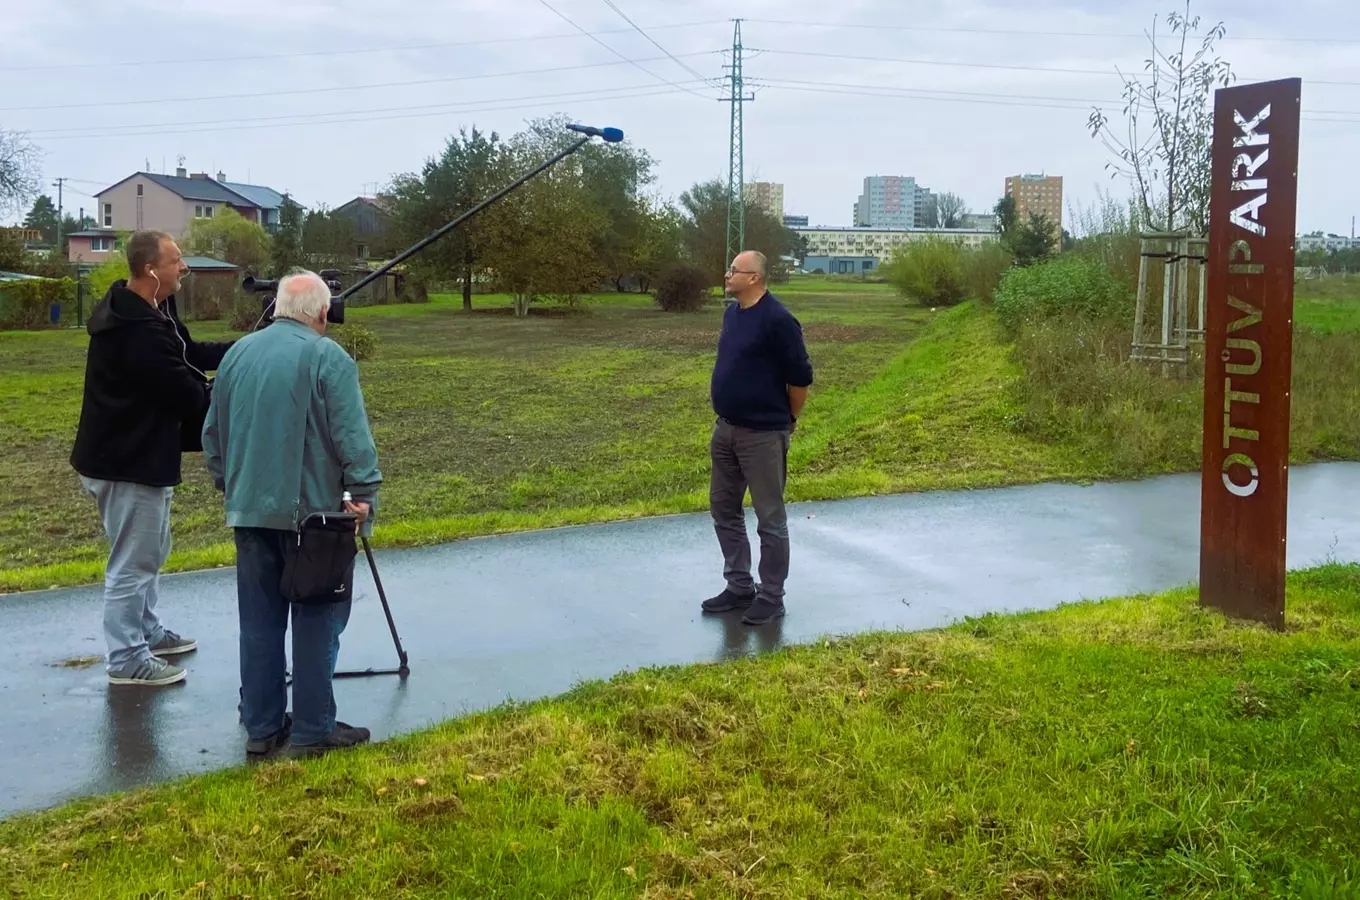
[
  {"xmin": 935, "ymin": 192, "xmax": 968, "ymax": 229},
  {"xmin": 1087, "ymin": 0, "xmax": 1232, "ymax": 235},
  {"xmin": 0, "ymin": 129, "xmax": 41, "ymax": 217}
]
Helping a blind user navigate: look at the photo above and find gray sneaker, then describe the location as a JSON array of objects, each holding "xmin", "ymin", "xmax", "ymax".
[
  {"xmin": 149, "ymin": 630, "xmax": 197, "ymax": 657},
  {"xmin": 108, "ymin": 657, "xmax": 187, "ymax": 686}
]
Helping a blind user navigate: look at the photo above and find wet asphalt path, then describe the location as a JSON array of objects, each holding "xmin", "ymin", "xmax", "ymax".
[{"xmin": 2, "ymin": 462, "xmax": 1358, "ymax": 820}]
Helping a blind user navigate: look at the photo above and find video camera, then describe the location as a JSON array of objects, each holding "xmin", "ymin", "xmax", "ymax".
[
  {"xmin": 238, "ymin": 122, "xmax": 623, "ymax": 333},
  {"xmin": 241, "ymin": 269, "xmax": 346, "ymax": 327}
]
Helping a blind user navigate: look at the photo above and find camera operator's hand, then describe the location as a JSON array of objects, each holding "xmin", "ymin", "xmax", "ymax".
[{"xmin": 343, "ymin": 499, "xmax": 371, "ymax": 533}]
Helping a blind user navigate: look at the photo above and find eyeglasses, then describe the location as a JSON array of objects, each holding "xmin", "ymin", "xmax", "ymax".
[{"xmin": 725, "ymin": 268, "xmax": 759, "ymax": 275}]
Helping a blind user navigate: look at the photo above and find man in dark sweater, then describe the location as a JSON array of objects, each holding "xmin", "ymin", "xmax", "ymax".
[
  {"xmin": 71, "ymin": 230, "xmax": 234, "ymax": 686},
  {"xmin": 703, "ymin": 250, "xmax": 814, "ymax": 625}
]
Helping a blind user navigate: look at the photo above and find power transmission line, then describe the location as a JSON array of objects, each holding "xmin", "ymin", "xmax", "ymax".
[
  {"xmin": 26, "ymin": 81, "xmax": 711, "ymax": 140},
  {"xmin": 534, "ymin": 0, "xmax": 714, "ymax": 99},
  {"xmin": 750, "ymin": 77, "xmax": 1119, "ymax": 107},
  {"xmin": 748, "ymin": 78, "xmax": 1360, "ymax": 123},
  {"xmin": 749, "ymin": 47, "xmax": 1360, "ymax": 87},
  {"xmin": 744, "ymin": 18, "xmax": 1360, "ymax": 45},
  {"xmin": 0, "ymin": 20, "xmax": 728, "ymax": 72},
  {"xmin": 0, "ymin": 50, "xmax": 721, "ymax": 113},
  {"xmin": 598, "ymin": 0, "xmax": 720, "ymax": 87},
  {"xmin": 758, "ymin": 76, "xmax": 1360, "ymax": 119},
  {"xmin": 28, "ymin": 84, "xmax": 704, "ymax": 143}
]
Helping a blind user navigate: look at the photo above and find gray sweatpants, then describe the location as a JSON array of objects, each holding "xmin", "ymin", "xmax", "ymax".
[
  {"xmin": 80, "ymin": 476, "xmax": 172, "ymax": 672},
  {"xmin": 709, "ymin": 418, "xmax": 791, "ymax": 602}
]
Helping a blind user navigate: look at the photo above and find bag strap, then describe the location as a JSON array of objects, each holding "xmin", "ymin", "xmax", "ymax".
[{"xmin": 289, "ymin": 334, "xmax": 326, "ymax": 531}]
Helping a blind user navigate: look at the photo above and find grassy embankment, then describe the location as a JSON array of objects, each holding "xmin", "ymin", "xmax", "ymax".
[
  {"xmin": 2, "ymin": 276, "xmax": 1357, "ymax": 594},
  {"xmin": 2, "ymin": 563, "xmax": 1358, "ymax": 897}
]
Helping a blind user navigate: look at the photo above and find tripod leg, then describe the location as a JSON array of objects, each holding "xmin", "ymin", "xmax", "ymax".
[{"xmin": 362, "ymin": 535, "xmax": 410, "ymax": 676}]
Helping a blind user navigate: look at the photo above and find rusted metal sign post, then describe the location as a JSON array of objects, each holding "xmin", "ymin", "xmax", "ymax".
[{"xmin": 1199, "ymin": 77, "xmax": 1301, "ymax": 629}]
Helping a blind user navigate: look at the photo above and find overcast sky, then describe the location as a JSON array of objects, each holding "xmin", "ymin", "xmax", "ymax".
[{"xmin": 4, "ymin": 0, "xmax": 1357, "ymax": 234}]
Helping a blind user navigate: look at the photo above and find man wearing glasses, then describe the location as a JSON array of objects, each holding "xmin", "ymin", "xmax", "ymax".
[{"xmin": 701, "ymin": 250, "xmax": 814, "ymax": 625}]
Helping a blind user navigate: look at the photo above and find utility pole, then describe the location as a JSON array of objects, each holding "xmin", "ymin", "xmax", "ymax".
[
  {"xmin": 722, "ymin": 19, "xmax": 753, "ymax": 274},
  {"xmin": 53, "ymin": 177, "xmax": 65, "ymax": 251}
]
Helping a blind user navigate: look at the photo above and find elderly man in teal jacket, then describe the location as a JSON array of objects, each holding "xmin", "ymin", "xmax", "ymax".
[{"xmin": 203, "ymin": 269, "xmax": 382, "ymax": 761}]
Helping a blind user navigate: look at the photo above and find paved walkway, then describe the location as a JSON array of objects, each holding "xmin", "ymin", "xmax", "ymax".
[{"xmin": 2, "ymin": 462, "xmax": 1358, "ymax": 819}]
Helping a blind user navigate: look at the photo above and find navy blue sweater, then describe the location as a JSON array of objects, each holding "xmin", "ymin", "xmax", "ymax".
[{"xmin": 710, "ymin": 292, "xmax": 814, "ymax": 430}]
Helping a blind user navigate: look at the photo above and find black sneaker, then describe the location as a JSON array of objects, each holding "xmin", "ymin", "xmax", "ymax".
[
  {"xmin": 741, "ymin": 596, "xmax": 786, "ymax": 626},
  {"xmin": 246, "ymin": 713, "xmax": 292, "ymax": 760},
  {"xmin": 285, "ymin": 722, "xmax": 371, "ymax": 759},
  {"xmin": 702, "ymin": 587, "xmax": 757, "ymax": 614}
]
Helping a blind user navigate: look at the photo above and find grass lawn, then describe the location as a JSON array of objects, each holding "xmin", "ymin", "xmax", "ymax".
[
  {"xmin": 1295, "ymin": 275, "xmax": 1360, "ymax": 334},
  {"xmin": 3, "ymin": 563, "xmax": 1358, "ymax": 897},
  {"xmin": 2, "ymin": 275, "xmax": 1357, "ymax": 595},
  {"xmin": 0, "ymin": 280, "xmax": 1071, "ymax": 594}
]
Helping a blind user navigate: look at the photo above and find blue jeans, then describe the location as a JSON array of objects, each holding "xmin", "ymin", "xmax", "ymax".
[
  {"xmin": 234, "ymin": 528, "xmax": 352, "ymax": 746},
  {"xmin": 80, "ymin": 476, "xmax": 172, "ymax": 673}
]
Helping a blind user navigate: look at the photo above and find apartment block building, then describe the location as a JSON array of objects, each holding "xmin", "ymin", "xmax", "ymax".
[
  {"xmin": 745, "ymin": 181, "xmax": 785, "ymax": 220},
  {"xmin": 853, "ymin": 176, "xmax": 938, "ymax": 229},
  {"xmin": 1004, "ymin": 174, "xmax": 1063, "ymax": 240}
]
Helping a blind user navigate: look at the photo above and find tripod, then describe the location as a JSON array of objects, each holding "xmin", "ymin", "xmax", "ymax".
[{"xmin": 334, "ymin": 535, "xmax": 409, "ymax": 678}]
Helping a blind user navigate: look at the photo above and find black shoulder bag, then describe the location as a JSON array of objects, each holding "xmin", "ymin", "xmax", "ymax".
[
  {"xmin": 278, "ymin": 335, "xmax": 358, "ymax": 605},
  {"xmin": 281, "ymin": 510, "xmax": 358, "ymax": 604}
]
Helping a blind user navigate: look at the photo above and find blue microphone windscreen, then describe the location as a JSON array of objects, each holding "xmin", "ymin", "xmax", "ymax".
[{"xmin": 601, "ymin": 127, "xmax": 624, "ymax": 143}]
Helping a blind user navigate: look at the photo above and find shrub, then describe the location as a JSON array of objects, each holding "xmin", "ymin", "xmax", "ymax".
[
  {"xmin": 330, "ymin": 323, "xmax": 378, "ymax": 361},
  {"xmin": 961, "ymin": 242, "xmax": 1014, "ymax": 305},
  {"xmin": 1007, "ymin": 312, "xmax": 1203, "ymax": 475},
  {"xmin": 883, "ymin": 237, "xmax": 967, "ymax": 307},
  {"xmin": 653, "ymin": 263, "xmax": 710, "ymax": 313},
  {"xmin": 0, "ymin": 277, "xmax": 77, "ymax": 329},
  {"xmin": 994, "ymin": 256, "xmax": 1134, "ymax": 335},
  {"xmin": 228, "ymin": 292, "xmax": 264, "ymax": 332},
  {"xmin": 87, "ymin": 251, "xmax": 130, "ymax": 302}
]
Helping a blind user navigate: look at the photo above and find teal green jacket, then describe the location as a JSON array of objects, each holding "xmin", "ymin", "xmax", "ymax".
[{"xmin": 203, "ymin": 318, "xmax": 382, "ymax": 536}]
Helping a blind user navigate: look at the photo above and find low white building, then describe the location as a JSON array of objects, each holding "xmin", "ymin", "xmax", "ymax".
[
  {"xmin": 1297, "ymin": 233, "xmax": 1356, "ymax": 253},
  {"xmin": 795, "ymin": 225, "xmax": 998, "ymax": 262}
]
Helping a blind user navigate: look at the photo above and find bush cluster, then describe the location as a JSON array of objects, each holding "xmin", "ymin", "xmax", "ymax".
[
  {"xmin": 653, "ymin": 263, "xmax": 710, "ymax": 313},
  {"xmin": 884, "ymin": 238, "xmax": 1015, "ymax": 308},
  {"xmin": 994, "ymin": 256, "xmax": 1134, "ymax": 334}
]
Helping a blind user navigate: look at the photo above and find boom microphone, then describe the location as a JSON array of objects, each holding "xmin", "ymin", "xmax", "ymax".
[{"xmin": 566, "ymin": 123, "xmax": 624, "ymax": 143}]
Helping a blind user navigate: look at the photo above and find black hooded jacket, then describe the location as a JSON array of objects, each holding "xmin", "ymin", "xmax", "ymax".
[{"xmin": 70, "ymin": 281, "xmax": 235, "ymax": 487}]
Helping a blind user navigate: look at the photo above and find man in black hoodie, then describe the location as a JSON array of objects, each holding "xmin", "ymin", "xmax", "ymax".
[{"xmin": 71, "ymin": 230, "xmax": 234, "ymax": 687}]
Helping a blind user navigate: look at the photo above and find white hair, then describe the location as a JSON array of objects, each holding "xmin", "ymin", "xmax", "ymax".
[{"xmin": 274, "ymin": 269, "xmax": 331, "ymax": 323}]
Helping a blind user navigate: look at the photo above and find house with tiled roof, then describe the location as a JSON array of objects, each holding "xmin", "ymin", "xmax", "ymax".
[{"xmin": 89, "ymin": 166, "xmax": 289, "ymax": 252}]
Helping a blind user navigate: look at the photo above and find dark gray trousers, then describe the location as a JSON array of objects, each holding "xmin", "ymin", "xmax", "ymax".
[{"xmin": 709, "ymin": 418, "xmax": 791, "ymax": 601}]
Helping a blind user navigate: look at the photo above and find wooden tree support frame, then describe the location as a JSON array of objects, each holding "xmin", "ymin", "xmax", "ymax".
[{"xmin": 1131, "ymin": 231, "xmax": 1208, "ymax": 370}]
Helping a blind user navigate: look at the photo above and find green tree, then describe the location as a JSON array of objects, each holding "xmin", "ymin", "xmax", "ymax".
[
  {"xmin": 1013, "ymin": 212, "xmax": 1058, "ymax": 266},
  {"xmin": 0, "ymin": 227, "xmax": 26, "ymax": 271},
  {"xmin": 1087, "ymin": 0, "xmax": 1233, "ymax": 234},
  {"xmin": 481, "ymin": 124, "xmax": 606, "ymax": 316},
  {"xmin": 992, "ymin": 197, "xmax": 1055, "ymax": 266},
  {"xmin": 994, "ymin": 195, "xmax": 1017, "ymax": 239},
  {"xmin": 390, "ymin": 125, "xmax": 508, "ymax": 310},
  {"xmin": 269, "ymin": 195, "xmax": 305, "ymax": 277},
  {"xmin": 571, "ymin": 124, "xmax": 659, "ymax": 291},
  {"xmin": 23, "ymin": 195, "xmax": 59, "ymax": 244},
  {"xmin": 182, "ymin": 207, "xmax": 271, "ymax": 273},
  {"xmin": 629, "ymin": 200, "xmax": 685, "ymax": 293},
  {"xmin": 300, "ymin": 206, "xmax": 356, "ymax": 271},
  {"xmin": 678, "ymin": 179, "xmax": 796, "ymax": 287}
]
